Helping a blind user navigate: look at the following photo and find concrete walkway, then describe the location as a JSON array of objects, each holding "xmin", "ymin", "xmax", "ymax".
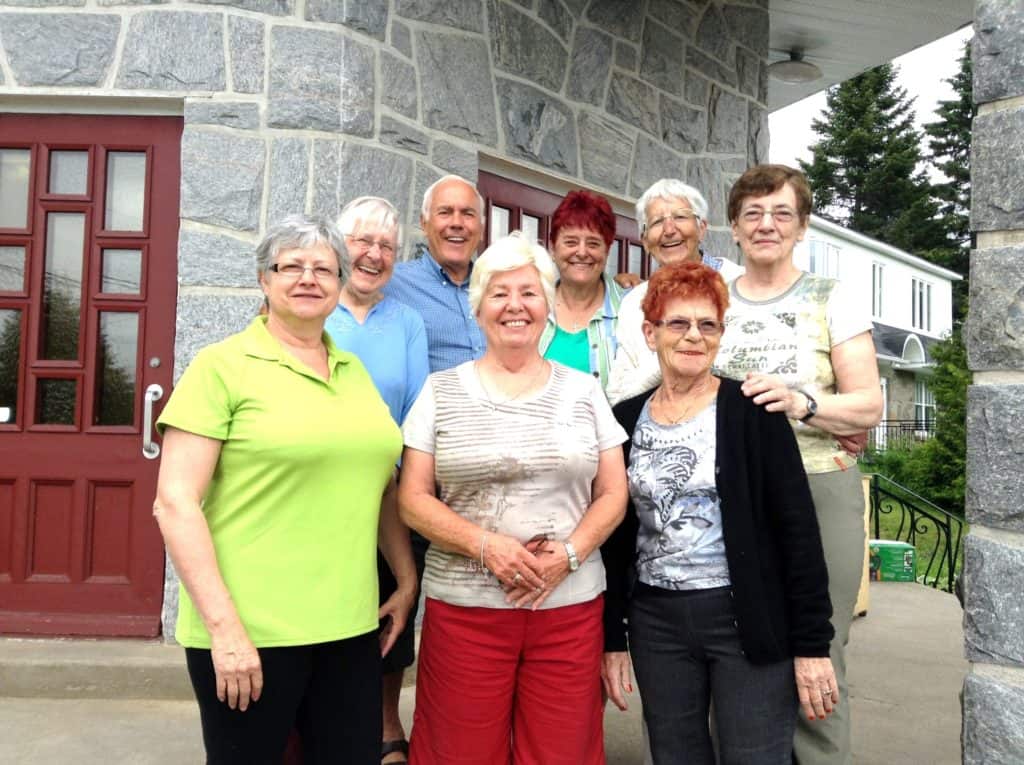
[{"xmin": 0, "ymin": 582, "xmax": 966, "ymax": 764}]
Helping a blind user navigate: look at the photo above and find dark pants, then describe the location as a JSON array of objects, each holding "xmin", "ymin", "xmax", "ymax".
[
  {"xmin": 185, "ymin": 631, "xmax": 381, "ymax": 765},
  {"xmin": 629, "ymin": 583, "xmax": 798, "ymax": 765},
  {"xmin": 379, "ymin": 531, "xmax": 429, "ymax": 674}
]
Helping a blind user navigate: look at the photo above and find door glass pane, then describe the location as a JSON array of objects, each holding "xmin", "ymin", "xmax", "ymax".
[
  {"xmin": 49, "ymin": 151, "xmax": 89, "ymax": 195},
  {"xmin": 489, "ymin": 205, "xmax": 510, "ymax": 245},
  {"xmin": 95, "ymin": 312, "xmax": 138, "ymax": 426},
  {"xmin": 0, "ymin": 246, "xmax": 26, "ymax": 292},
  {"xmin": 42, "ymin": 212, "xmax": 85, "ymax": 360},
  {"xmin": 105, "ymin": 152, "xmax": 146, "ymax": 231},
  {"xmin": 605, "ymin": 240, "xmax": 620, "ymax": 278},
  {"xmin": 0, "ymin": 149, "xmax": 31, "ymax": 229},
  {"xmin": 101, "ymin": 249, "xmax": 142, "ymax": 294},
  {"xmin": 36, "ymin": 378, "xmax": 76, "ymax": 425},
  {"xmin": 521, "ymin": 214, "xmax": 540, "ymax": 245},
  {"xmin": 628, "ymin": 243, "xmax": 644, "ymax": 275},
  {"xmin": 0, "ymin": 309, "xmax": 21, "ymax": 424}
]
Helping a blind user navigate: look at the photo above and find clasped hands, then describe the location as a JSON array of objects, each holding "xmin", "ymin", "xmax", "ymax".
[{"xmin": 483, "ymin": 532, "xmax": 570, "ymax": 610}]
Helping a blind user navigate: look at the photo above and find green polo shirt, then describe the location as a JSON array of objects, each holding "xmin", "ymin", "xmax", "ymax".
[{"xmin": 157, "ymin": 317, "xmax": 401, "ymax": 648}]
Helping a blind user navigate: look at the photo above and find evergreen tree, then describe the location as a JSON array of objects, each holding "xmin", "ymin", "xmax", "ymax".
[{"xmin": 800, "ymin": 63, "xmax": 947, "ymax": 254}]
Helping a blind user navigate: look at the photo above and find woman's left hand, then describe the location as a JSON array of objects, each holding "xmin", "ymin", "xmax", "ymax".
[
  {"xmin": 504, "ymin": 538, "xmax": 571, "ymax": 610},
  {"xmin": 794, "ymin": 656, "xmax": 839, "ymax": 722},
  {"xmin": 741, "ymin": 372, "xmax": 808, "ymax": 420},
  {"xmin": 378, "ymin": 582, "xmax": 417, "ymax": 657}
]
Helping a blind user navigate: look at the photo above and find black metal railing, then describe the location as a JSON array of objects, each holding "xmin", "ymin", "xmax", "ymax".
[
  {"xmin": 868, "ymin": 473, "xmax": 965, "ymax": 593},
  {"xmin": 869, "ymin": 419, "xmax": 935, "ymax": 451}
]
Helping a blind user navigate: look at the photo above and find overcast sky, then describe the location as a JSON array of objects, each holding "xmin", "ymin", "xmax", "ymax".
[{"xmin": 768, "ymin": 26, "xmax": 974, "ymax": 174}]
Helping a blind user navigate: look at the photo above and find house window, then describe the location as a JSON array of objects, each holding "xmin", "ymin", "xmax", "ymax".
[
  {"xmin": 808, "ymin": 239, "xmax": 840, "ymax": 278},
  {"xmin": 911, "ymin": 278, "xmax": 932, "ymax": 332},
  {"xmin": 872, "ymin": 262, "xmax": 884, "ymax": 319},
  {"xmin": 914, "ymin": 380, "xmax": 935, "ymax": 428}
]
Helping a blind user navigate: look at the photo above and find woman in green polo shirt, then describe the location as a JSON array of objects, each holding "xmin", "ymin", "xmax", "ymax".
[{"xmin": 153, "ymin": 215, "xmax": 413, "ymax": 764}]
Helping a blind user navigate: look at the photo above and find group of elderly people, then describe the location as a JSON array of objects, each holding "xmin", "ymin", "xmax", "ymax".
[{"xmin": 153, "ymin": 164, "xmax": 882, "ymax": 765}]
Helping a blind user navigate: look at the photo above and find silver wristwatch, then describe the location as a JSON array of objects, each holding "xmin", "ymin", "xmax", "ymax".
[{"xmin": 564, "ymin": 541, "xmax": 580, "ymax": 572}]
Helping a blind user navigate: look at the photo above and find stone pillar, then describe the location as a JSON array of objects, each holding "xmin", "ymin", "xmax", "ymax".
[{"xmin": 963, "ymin": 2, "xmax": 1024, "ymax": 761}]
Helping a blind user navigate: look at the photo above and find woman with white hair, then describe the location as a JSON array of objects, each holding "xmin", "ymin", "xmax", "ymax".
[
  {"xmin": 607, "ymin": 179, "xmax": 744, "ymax": 405},
  {"xmin": 398, "ymin": 233, "xmax": 629, "ymax": 764}
]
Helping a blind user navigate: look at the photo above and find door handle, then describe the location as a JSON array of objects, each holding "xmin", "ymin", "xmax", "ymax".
[{"xmin": 142, "ymin": 383, "xmax": 164, "ymax": 460}]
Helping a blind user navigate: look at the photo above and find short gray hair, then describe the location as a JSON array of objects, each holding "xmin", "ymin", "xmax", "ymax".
[
  {"xmin": 337, "ymin": 196, "xmax": 403, "ymax": 250},
  {"xmin": 469, "ymin": 232, "xmax": 557, "ymax": 314},
  {"xmin": 255, "ymin": 214, "xmax": 349, "ymax": 282},
  {"xmin": 421, "ymin": 174, "xmax": 484, "ymax": 220},
  {"xmin": 635, "ymin": 179, "xmax": 709, "ymax": 233}
]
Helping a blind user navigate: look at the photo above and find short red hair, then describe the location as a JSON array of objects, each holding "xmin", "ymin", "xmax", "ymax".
[
  {"xmin": 549, "ymin": 189, "xmax": 616, "ymax": 248},
  {"xmin": 642, "ymin": 262, "xmax": 729, "ymax": 322}
]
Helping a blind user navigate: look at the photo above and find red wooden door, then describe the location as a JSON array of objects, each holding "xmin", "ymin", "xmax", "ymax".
[{"xmin": 0, "ymin": 114, "xmax": 181, "ymax": 637}]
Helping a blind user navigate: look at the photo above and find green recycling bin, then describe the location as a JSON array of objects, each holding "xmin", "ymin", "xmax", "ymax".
[{"xmin": 868, "ymin": 540, "xmax": 916, "ymax": 582}]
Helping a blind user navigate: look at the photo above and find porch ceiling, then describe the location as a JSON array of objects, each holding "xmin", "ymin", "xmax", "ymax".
[{"xmin": 768, "ymin": 0, "xmax": 974, "ymax": 111}]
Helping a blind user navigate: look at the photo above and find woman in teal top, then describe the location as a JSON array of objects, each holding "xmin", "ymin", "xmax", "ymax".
[
  {"xmin": 538, "ymin": 189, "xmax": 624, "ymax": 391},
  {"xmin": 153, "ymin": 215, "xmax": 415, "ymax": 764}
]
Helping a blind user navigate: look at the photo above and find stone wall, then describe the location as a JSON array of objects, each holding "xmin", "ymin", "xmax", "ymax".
[
  {"xmin": 964, "ymin": 1, "xmax": 1024, "ymax": 761},
  {"xmin": 0, "ymin": 0, "xmax": 767, "ymax": 637}
]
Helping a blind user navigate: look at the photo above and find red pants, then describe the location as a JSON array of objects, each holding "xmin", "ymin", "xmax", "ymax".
[{"xmin": 409, "ymin": 596, "xmax": 605, "ymax": 765}]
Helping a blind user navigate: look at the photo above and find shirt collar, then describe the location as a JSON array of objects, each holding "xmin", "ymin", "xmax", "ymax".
[
  {"xmin": 240, "ymin": 316, "xmax": 349, "ymax": 370},
  {"xmin": 416, "ymin": 242, "xmax": 474, "ymax": 287}
]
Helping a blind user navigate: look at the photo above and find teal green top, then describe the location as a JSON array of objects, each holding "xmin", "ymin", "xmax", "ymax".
[{"xmin": 543, "ymin": 325, "xmax": 590, "ymax": 375}]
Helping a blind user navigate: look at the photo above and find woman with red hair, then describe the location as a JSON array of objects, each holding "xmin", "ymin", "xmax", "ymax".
[
  {"xmin": 539, "ymin": 189, "xmax": 624, "ymax": 391},
  {"xmin": 601, "ymin": 261, "xmax": 837, "ymax": 764}
]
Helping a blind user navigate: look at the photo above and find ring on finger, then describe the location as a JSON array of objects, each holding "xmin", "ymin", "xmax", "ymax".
[{"xmin": 512, "ymin": 571, "xmax": 522, "ymax": 584}]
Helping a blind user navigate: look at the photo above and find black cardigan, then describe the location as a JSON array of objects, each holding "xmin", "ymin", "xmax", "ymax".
[{"xmin": 602, "ymin": 377, "xmax": 834, "ymax": 663}]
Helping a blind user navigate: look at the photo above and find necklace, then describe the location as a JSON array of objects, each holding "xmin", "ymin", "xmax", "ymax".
[
  {"xmin": 555, "ymin": 287, "xmax": 602, "ymax": 333},
  {"xmin": 474, "ymin": 360, "xmax": 549, "ymax": 410},
  {"xmin": 653, "ymin": 388, "xmax": 695, "ymax": 425}
]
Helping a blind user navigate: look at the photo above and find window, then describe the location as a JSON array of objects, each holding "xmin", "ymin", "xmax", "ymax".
[
  {"xmin": 808, "ymin": 239, "xmax": 840, "ymax": 278},
  {"xmin": 911, "ymin": 278, "xmax": 932, "ymax": 332},
  {"xmin": 872, "ymin": 262, "xmax": 884, "ymax": 319},
  {"xmin": 914, "ymin": 380, "xmax": 935, "ymax": 428}
]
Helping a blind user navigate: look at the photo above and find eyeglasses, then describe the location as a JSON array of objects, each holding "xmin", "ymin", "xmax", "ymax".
[
  {"xmin": 652, "ymin": 318, "xmax": 725, "ymax": 336},
  {"xmin": 348, "ymin": 236, "xmax": 396, "ymax": 256},
  {"xmin": 646, "ymin": 211, "xmax": 699, "ymax": 233},
  {"xmin": 739, "ymin": 207, "xmax": 798, "ymax": 225},
  {"xmin": 268, "ymin": 263, "xmax": 342, "ymax": 280}
]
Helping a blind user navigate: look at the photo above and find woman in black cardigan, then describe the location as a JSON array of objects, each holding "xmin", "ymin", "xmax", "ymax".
[{"xmin": 600, "ymin": 261, "xmax": 836, "ymax": 765}]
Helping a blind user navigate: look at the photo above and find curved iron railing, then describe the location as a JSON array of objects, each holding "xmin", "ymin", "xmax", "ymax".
[{"xmin": 868, "ymin": 473, "xmax": 965, "ymax": 593}]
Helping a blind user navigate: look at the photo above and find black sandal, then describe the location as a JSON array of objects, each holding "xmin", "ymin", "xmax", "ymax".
[{"xmin": 381, "ymin": 739, "xmax": 409, "ymax": 764}]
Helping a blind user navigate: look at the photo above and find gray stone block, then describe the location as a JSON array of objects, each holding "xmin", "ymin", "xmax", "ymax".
[
  {"xmin": 417, "ymin": 31, "xmax": 498, "ymax": 146},
  {"xmin": 178, "ymin": 229, "xmax": 257, "ymax": 289},
  {"xmin": 966, "ymin": 384, "xmax": 1024, "ymax": 529},
  {"xmin": 191, "ymin": 0, "xmax": 291, "ymax": 13},
  {"xmin": 496, "ymin": 77, "xmax": 577, "ymax": 175},
  {"xmin": 184, "ymin": 101, "xmax": 260, "ymax": 130},
  {"xmin": 537, "ymin": 0, "xmax": 571, "ymax": 43},
  {"xmin": 631, "ymin": 135, "xmax": 685, "ymax": 198},
  {"xmin": 267, "ymin": 137, "xmax": 310, "ymax": 225},
  {"xmin": 0, "ymin": 0, "xmax": 83, "ymax": 5},
  {"xmin": 685, "ymin": 71, "xmax": 710, "ymax": 107},
  {"xmin": 339, "ymin": 37, "xmax": 375, "ymax": 137},
  {"xmin": 567, "ymin": 26, "xmax": 612, "ymax": 107},
  {"xmin": 489, "ymin": 0, "xmax": 567, "ymax": 93},
  {"xmin": 117, "ymin": 11, "xmax": 225, "ymax": 91},
  {"xmin": 695, "ymin": 3, "xmax": 730, "ymax": 63},
  {"xmin": 702, "ymin": 229, "xmax": 738, "ymax": 263},
  {"xmin": 647, "ymin": 0, "xmax": 695, "ymax": 37},
  {"xmin": 381, "ymin": 51, "xmax": 418, "ymax": 119},
  {"xmin": 585, "ymin": 0, "xmax": 641, "ymax": 42},
  {"xmin": 963, "ymin": 672, "xmax": 1024, "ymax": 765},
  {"xmin": 966, "ymin": 247, "xmax": 1024, "ymax": 371},
  {"xmin": 431, "ymin": 141, "xmax": 478, "ymax": 181},
  {"xmin": 963, "ymin": 533, "xmax": 1024, "ymax": 667},
  {"xmin": 396, "ymin": 0, "xmax": 484, "ymax": 33},
  {"xmin": 707, "ymin": 84, "xmax": 747, "ymax": 154},
  {"xmin": 173, "ymin": 293, "xmax": 261, "ymax": 381},
  {"xmin": 381, "ymin": 116, "xmax": 430, "ymax": 155},
  {"xmin": 736, "ymin": 47, "xmax": 759, "ymax": 99},
  {"xmin": 687, "ymin": 46, "xmax": 736, "ymax": 88},
  {"xmin": 180, "ymin": 129, "xmax": 265, "ymax": 232},
  {"xmin": 614, "ymin": 41, "xmax": 637, "ymax": 72},
  {"xmin": 748, "ymin": 102, "xmax": 768, "ymax": 165},
  {"xmin": 560, "ymin": 0, "xmax": 586, "ymax": 16},
  {"xmin": 339, "ymin": 143, "xmax": 414, "ymax": 215},
  {"xmin": 413, "ymin": 162, "xmax": 443, "ymax": 225},
  {"xmin": 228, "ymin": 16, "xmax": 264, "ymax": 94},
  {"xmin": 687, "ymin": 157, "xmax": 725, "ymax": 225},
  {"xmin": 974, "ymin": 0, "xmax": 1024, "ymax": 104},
  {"xmin": 722, "ymin": 3, "xmax": 769, "ymax": 57},
  {"xmin": 639, "ymin": 18, "xmax": 685, "ymax": 96},
  {"xmin": 310, "ymin": 139, "xmax": 342, "ymax": 219},
  {"xmin": 660, "ymin": 94, "xmax": 706, "ymax": 154},
  {"xmin": 578, "ymin": 111, "xmax": 633, "ymax": 194},
  {"xmin": 607, "ymin": 71, "xmax": 658, "ymax": 136},
  {"xmin": 267, "ymin": 26, "xmax": 343, "ymax": 132},
  {"xmin": 971, "ymin": 108, "xmax": 1024, "ymax": 232},
  {"xmin": 0, "ymin": 13, "xmax": 119, "ymax": 87},
  {"xmin": 305, "ymin": 0, "xmax": 388, "ymax": 40},
  {"xmin": 390, "ymin": 19, "xmax": 412, "ymax": 58}
]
